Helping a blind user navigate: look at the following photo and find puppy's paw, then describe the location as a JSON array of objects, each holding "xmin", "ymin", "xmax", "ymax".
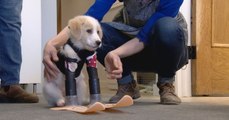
[{"xmin": 56, "ymin": 99, "xmax": 65, "ymax": 107}]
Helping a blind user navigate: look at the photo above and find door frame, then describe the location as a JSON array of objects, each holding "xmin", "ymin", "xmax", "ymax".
[{"xmin": 191, "ymin": 0, "xmax": 210, "ymax": 96}]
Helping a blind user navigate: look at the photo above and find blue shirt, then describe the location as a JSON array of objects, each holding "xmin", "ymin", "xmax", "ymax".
[{"xmin": 85, "ymin": 0, "xmax": 183, "ymax": 43}]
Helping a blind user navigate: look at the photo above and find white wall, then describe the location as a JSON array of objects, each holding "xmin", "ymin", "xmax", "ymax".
[
  {"xmin": 39, "ymin": 0, "xmax": 57, "ymax": 92},
  {"xmin": 175, "ymin": 0, "xmax": 192, "ymax": 97},
  {"xmin": 41, "ymin": 0, "xmax": 57, "ymax": 48},
  {"xmin": 19, "ymin": 0, "xmax": 57, "ymax": 93},
  {"xmin": 20, "ymin": 0, "xmax": 42, "ymax": 84}
]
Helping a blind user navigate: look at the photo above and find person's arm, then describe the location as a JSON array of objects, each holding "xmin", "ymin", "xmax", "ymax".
[
  {"xmin": 85, "ymin": 0, "xmax": 116, "ymax": 21},
  {"xmin": 43, "ymin": 27, "xmax": 70, "ymax": 80},
  {"xmin": 137, "ymin": 0, "xmax": 184, "ymax": 43},
  {"xmin": 112, "ymin": 37, "xmax": 144, "ymax": 58},
  {"xmin": 49, "ymin": 27, "xmax": 70, "ymax": 49},
  {"xmin": 104, "ymin": 0, "xmax": 184, "ymax": 79},
  {"xmin": 48, "ymin": 0, "xmax": 116, "ymax": 49},
  {"xmin": 43, "ymin": 0, "xmax": 116, "ymax": 80},
  {"xmin": 104, "ymin": 37, "xmax": 144, "ymax": 79},
  {"xmin": 112, "ymin": 0, "xmax": 183, "ymax": 60}
]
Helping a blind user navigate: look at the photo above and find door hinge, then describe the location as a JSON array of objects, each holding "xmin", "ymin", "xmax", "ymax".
[{"xmin": 188, "ymin": 46, "xmax": 196, "ymax": 59}]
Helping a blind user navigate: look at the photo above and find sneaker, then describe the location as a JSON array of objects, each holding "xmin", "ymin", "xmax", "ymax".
[
  {"xmin": 109, "ymin": 80, "xmax": 141, "ymax": 103},
  {"xmin": 0, "ymin": 85, "xmax": 39, "ymax": 103},
  {"xmin": 157, "ymin": 83, "xmax": 181, "ymax": 105}
]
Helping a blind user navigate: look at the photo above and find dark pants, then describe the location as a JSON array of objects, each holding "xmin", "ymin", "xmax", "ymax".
[{"xmin": 96, "ymin": 17, "xmax": 188, "ymax": 84}]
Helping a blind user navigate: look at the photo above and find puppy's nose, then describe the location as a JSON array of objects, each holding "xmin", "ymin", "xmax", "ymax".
[{"xmin": 96, "ymin": 41, "xmax": 101, "ymax": 46}]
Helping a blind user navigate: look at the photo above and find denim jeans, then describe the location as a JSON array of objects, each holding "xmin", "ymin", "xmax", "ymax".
[
  {"xmin": 96, "ymin": 17, "xmax": 188, "ymax": 84},
  {"xmin": 0, "ymin": 0, "xmax": 23, "ymax": 86}
]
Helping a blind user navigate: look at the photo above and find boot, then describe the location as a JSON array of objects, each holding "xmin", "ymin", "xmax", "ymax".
[
  {"xmin": 109, "ymin": 80, "xmax": 141, "ymax": 103},
  {"xmin": 0, "ymin": 88, "xmax": 8, "ymax": 103},
  {"xmin": 0, "ymin": 85, "xmax": 39, "ymax": 103},
  {"xmin": 157, "ymin": 83, "xmax": 181, "ymax": 105}
]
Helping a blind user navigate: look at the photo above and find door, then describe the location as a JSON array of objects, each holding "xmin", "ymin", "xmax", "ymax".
[{"xmin": 192, "ymin": 0, "xmax": 229, "ymax": 96}]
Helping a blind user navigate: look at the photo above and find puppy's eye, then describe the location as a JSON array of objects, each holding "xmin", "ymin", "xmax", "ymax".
[
  {"xmin": 86, "ymin": 29, "xmax": 92, "ymax": 34},
  {"xmin": 97, "ymin": 30, "xmax": 100, "ymax": 34}
]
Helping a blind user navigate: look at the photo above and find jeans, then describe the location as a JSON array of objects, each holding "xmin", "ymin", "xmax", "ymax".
[
  {"xmin": 97, "ymin": 17, "xmax": 188, "ymax": 85},
  {"xmin": 0, "ymin": 0, "xmax": 23, "ymax": 86}
]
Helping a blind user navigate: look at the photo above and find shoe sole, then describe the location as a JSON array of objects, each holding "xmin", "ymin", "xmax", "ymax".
[
  {"xmin": 132, "ymin": 92, "xmax": 141, "ymax": 100},
  {"xmin": 8, "ymin": 99, "xmax": 39, "ymax": 103},
  {"xmin": 0, "ymin": 96, "xmax": 10, "ymax": 103},
  {"xmin": 160, "ymin": 101, "xmax": 181, "ymax": 105},
  {"xmin": 0, "ymin": 98, "xmax": 38, "ymax": 103},
  {"xmin": 109, "ymin": 92, "xmax": 141, "ymax": 103}
]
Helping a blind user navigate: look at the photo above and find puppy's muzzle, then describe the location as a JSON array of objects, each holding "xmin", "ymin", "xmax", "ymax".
[{"xmin": 96, "ymin": 40, "xmax": 101, "ymax": 46}]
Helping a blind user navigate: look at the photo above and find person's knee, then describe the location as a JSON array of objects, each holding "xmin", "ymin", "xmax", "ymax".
[
  {"xmin": 101, "ymin": 23, "xmax": 112, "ymax": 34},
  {"xmin": 154, "ymin": 17, "xmax": 182, "ymax": 47},
  {"xmin": 155, "ymin": 17, "xmax": 179, "ymax": 32}
]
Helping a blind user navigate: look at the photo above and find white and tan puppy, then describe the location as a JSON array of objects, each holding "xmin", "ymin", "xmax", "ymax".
[{"xmin": 43, "ymin": 15, "xmax": 102, "ymax": 107}]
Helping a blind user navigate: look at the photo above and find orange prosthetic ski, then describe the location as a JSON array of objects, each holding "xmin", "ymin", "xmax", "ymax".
[
  {"xmin": 103, "ymin": 95, "xmax": 134, "ymax": 109},
  {"xmin": 51, "ymin": 102, "xmax": 105, "ymax": 114}
]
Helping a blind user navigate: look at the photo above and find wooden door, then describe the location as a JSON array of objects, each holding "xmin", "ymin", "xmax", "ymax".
[{"xmin": 192, "ymin": 0, "xmax": 229, "ymax": 96}]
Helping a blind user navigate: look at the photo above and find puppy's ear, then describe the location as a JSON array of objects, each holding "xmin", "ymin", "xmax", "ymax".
[
  {"xmin": 68, "ymin": 17, "xmax": 81, "ymax": 40},
  {"xmin": 97, "ymin": 24, "xmax": 103, "ymax": 39}
]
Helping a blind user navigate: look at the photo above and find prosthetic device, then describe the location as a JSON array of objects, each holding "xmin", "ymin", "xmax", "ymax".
[
  {"xmin": 63, "ymin": 40, "xmax": 101, "ymax": 105},
  {"xmin": 51, "ymin": 95, "xmax": 133, "ymax": 113},
  {"xmin": 52, "ymin": 43, "xmax": 133, "ymax": 113},
  {"xmin": 86, "ymin": 58, "xmax": 101, "ymax": 104},
  {"xmin": 64, "ymin": 57, "xmax": 78, "ymax": 106}
]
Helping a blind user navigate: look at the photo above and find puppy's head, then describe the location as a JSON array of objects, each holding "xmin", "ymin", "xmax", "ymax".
[{"xmin": 68, "ymin": 15, "xmax": 102, "ymax": 51}]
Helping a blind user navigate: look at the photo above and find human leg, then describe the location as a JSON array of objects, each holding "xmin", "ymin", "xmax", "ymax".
[
  {"xmin": 0, "ymin": 0, "xmax": 39, "ymax": 103},
  {"xmin": 96, "ymin": 23, "xmax": 140, "ymax": 103},
  {"xmin": 0, "ymin": 0, "xmax": 22, "ymax": 86},
  {"xmin": 124, "ymin": 17, "xmax": 188, "ymax": 104},
  {"xmin": 149, "ymin": 17, "xmax": 188, "ymax": 104}
]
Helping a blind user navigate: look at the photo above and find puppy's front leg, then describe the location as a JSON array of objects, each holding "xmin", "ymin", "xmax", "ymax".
[
  {"xmin": 86, "ymin": 54, "xmax": 101, "ymax": 104},
  {"xmin": 61, "ymin": 44, "xmax": 79, "ymax": 105},
  {"xmin": 64, "ymin": 59, "xmax": 78, "ymax": 106}
]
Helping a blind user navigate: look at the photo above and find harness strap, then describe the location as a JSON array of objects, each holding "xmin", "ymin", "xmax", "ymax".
[{"xmin": 66, "ymin": 39, "xmax": 80, "ymax": 53}]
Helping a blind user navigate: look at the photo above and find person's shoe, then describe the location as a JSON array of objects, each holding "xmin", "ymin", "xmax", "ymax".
[
  {"xmin": 2, "ymin": 85, "xmax": 39, "ymax": 103},
  {"xmin": 109, "ymin": 80, "xmax": 141, "ymax": 103},
  {"xmin": 157, "ymin": 83, "xmax": 181, "ymax": 105},
  {"xmin": 0, "ymin": 88, "xmax": 9, "ymax": 103}
]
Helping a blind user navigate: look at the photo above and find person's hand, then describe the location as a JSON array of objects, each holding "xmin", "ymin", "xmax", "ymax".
[
  {"xmin": 42, "ymin": 41, "xmax": 60, "ymax": 81},
  {"xmin": 104, "ymin": 51, "xmax": 123, "ymax": 79}
]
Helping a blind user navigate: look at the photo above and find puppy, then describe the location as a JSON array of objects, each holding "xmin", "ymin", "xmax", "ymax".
[{"xmin": 43, "ymin": 15, "xmax": 102, "ymax": 107}]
